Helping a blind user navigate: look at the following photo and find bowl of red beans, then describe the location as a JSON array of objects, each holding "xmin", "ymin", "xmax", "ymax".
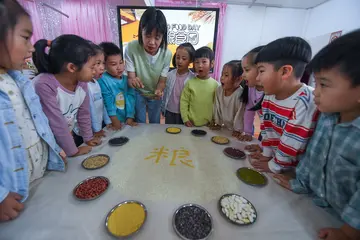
[{"xmin": 73, "ymin": 176, "xmax": 109, "ymax": 201}]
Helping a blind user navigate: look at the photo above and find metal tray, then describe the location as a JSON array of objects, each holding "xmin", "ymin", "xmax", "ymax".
[
  {"xmin": 172, "ymin": 203, "xmax": 213, "ymax": 240},
  {"xmin": 109, "ymin": 137, "xmax": 129, "ymax": 146},
  {"xmin": 223, "ymin": 147, "xmax": 246, "ymax": 160},
  {"xmin": 72, "ymin": 176, "xmax": 109, "ymax": 201},
  {"xmin": 236, "ymin": 167, "xmax": 268, "ymax": 187},
  {"xmin": 105, "ymin": 200, "xmax": 147, "ymax": 238},
  {"xmin": 211, "ymin": 136, "xmax": 230, "ymax": 145},
  {"xmin": 81, "ymin": 154, "xmax": 110, "ymax": 170},
  {"xmin": 166, "ymin": 127, "xmax": 182, "ymax": 134},
  {"xmin": 218, "ymin": 193, "xmax": 257, "ymax": 226}
]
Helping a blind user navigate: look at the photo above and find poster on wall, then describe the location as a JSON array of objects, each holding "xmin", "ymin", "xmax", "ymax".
[
  {"xmin": 117, "ymin": 6, "xmax": 219, "ymax": 68},
  {"xmin": 329, "ymin": 31, "xmax": 342, "ymax": 43}
]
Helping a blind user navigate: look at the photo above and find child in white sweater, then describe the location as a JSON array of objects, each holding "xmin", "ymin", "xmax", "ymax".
[{"xmin": 213, "ymin": 60, "xmax": 245, "ymax": 134}]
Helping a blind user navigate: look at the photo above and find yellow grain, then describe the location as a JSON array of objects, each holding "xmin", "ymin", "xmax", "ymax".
[
  {"xmin": 167, "ymin": 127, "xmax": 181, "ymax": 134},
  {"xmin": 107, "ymin": 203, "xmax": 145, "ymax": 237},
  {"xmin": 212, "ymin": 136, "xmax": 229, "ymax": 144}
]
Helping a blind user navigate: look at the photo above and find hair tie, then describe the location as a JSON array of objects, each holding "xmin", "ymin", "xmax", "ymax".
[{"xmin": 47, "ymin": 40, "xmax": 52, "ymax": 47}]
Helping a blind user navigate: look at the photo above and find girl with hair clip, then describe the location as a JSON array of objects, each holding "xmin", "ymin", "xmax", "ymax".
[
  {"xmin": 212, "ymin": 60, "xmax": 245, "ymax": 134},
  {"xmin": 33, "ymin": 35, "xmax": 101, "ymax": 157},
  {"xmin": 73, "ymin": 42, "xmax": 113, "ymax": 146},
  {"xmin": 237, "ymin": 46, "xmax": 265, "ymax": 144},
  {"xmin": 162, "ymin": 43, "xmax": 196, "ymax": 124},
  {"xmin": 0, "ymin": 0, "xmax": 66, "ymax": 222},
  {"xmin": 125, "ymin": 7, "xmax": 172, "ymax": 124}
]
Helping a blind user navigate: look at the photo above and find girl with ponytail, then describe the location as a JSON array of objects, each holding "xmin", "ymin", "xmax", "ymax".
[{"xmin": 33, "ymin": 35, "xmax": 101, "ymax": 157}]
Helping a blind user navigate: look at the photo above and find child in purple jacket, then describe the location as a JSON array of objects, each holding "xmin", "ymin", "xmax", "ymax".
[
  {"xmin": 235, "ymin": 46, "xmax": 264, "ymax": 142},
  {"xmin": 33, "ymin": 35, "xmax": 101, "ymax": 157}
]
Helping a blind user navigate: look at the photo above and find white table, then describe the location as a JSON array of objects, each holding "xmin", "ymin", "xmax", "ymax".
[{"xmin": 0, "ymin": 124, "xmax": 341, "ymax": 240}]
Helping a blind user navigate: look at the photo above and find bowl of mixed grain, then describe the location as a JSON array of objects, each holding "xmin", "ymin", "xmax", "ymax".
[{"xmin": 81, "ymin": 154, "xmax": 110, "ymax": 170}]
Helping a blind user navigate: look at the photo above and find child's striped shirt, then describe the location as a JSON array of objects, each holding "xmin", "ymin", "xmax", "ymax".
[{"xmin": 259, "ymin": 84, "xmax": 319, "ymax": 173}]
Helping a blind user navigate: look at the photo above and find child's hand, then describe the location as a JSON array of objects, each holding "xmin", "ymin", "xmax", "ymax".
[
  {"xmin": 250, "ymin": 152, "xmax": 271, "ymax": 161},
  {"xmin": 185, "ymin": 121, "xmax": 194, "ymax": 127},
  {"xmin": 318, "ymin": 228, "xmax": 351, "ymax": 240},
  {"xmin": 59, "ymin": 150, "xmax": 67, "ymax": 164},
  {"xmin": 126, "ymin": 118, "xmax": 138, "ymax": 127},
  {"xmin": 232, "ymin": 131, "xmax": 241, "ymax": 138},
  {"xmin": 94, "ymin": 130, "xmax": 106, "ymax": 138},
  {"xmin": 272, "ymin": 174, "xmax": 292, "ymax": 190},
  {"xmin": 208, "ymin": 121, "xmax": 221, "ymax": 130},
  {"xmin": 245, "ymin": 144, "xmax": 262, "ymax": 153},
  {"xmin": 110, "ymin": 117, "xmax": 122, "ymax": 130},
  {"xmin": 129, "ymin": 77, "xmax": 144, "ymax": 89},
  {"xmin": 0, "ymin": 192, "xmax": 24, "ymax": 221},
  {"xmin": 251, "ymin": 161, "xmax": 272, "ymax": 172},
  {"xmin": 106, "ymin": 124, "xmax": 113, "ymax": 130},
  {"xmin": 86, "ymin": 137, "xmax": 102, "ymax": 146},
  {"xmin": 237, "ymin": 134, "xmax": 253, "ymax": 142},
  {"xmin": 74, "ymin": 146, "xmax": 92, "ymax": 156}
]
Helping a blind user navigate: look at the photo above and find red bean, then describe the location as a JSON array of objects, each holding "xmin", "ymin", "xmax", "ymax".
[{"xmin": 75, "ymin": 177, "xmax": 108, "ymax": 199}]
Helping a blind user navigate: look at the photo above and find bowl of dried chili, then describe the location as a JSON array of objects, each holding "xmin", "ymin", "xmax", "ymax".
[{"xmin": 73, "ymin": 176, "xmax": 110, "ymax": 201}]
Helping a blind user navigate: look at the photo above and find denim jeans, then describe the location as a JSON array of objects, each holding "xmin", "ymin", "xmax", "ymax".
[{"xmin": 135, "ymin": 91, "xmax": 162, "ymax": 123}]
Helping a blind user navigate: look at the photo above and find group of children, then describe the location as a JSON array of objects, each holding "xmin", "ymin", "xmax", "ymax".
[{"xmin": 0, "ymin": 1, "xmax": 359, "ymax": 239}]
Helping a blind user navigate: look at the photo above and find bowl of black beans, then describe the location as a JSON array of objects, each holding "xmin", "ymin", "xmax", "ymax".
[{"xmin": 173, "ymin": 203, "xmax": 213, "ymax": 240}]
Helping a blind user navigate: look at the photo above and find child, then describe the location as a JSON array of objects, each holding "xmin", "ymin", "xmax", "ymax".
[
  {"xmin": 250, "ymin": 37, "xmax": 318, "ymax": 173},
  {"xmin": 74, "ymin": 43, "xmax": 112, "ymax": 141},
  {"xmin": 213, "ymin": 60, "xmax": 245, "ymax": 133},
  {"xmin": 273, "ymin": 30, "xmax": 360, "ymax": 240},
  {"xmin": 98, "ymin": 42, "xmax": 136, "ymax": 129},
  {"xmin": 33, "ymin": 35, "xmax": 101, "ymax": 157},
  {"xmin": 125, "ymin": 7, "xmax": 172, "ymax": 124},
  {"xmin": 0, "ymin": 0, "xmax": 65, "ymax": 221},
  {"xmin": 237, "ymin": 46, "xmax": 264, "ymax": 141},
  {"xmin": 162, "ymin": 43, "xmax": 195, "ymax": 124},
  {"xmin": 180, "ymin": 47, "xmax": 219, "ymax": 127}
]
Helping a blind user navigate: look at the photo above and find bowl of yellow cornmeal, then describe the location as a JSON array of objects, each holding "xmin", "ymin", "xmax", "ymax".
[
  {"xmin": 166, "ymin": 127, "xmax": 182, "ymax": 134},
  {"xmin": 105, "ymin": 200, "xmax": 147, "ymax": 238}
]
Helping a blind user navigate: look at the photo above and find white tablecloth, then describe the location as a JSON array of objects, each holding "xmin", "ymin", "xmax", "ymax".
[{"xmin": 0, "ymin": 124, "xmax": 341, "ymax": 240}]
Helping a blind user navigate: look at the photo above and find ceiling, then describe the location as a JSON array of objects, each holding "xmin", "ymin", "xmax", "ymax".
[{"xmin": 205, "ymin": 0, "xmax": 331, "ymax": 9}]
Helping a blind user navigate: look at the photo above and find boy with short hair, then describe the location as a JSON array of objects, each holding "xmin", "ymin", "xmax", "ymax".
[
  {"xmin": 180, "ymin": 47, "xmax": 219, "ymax": 127},
  {"xmin": 274, "ymin": 30, "xmax": 360, "ymax": 240},
  {"xmin": 98, "ymin": 42, "xmax": 136, "ymax": 130},
  {"xmin": 250, "ymin": 37, "xmax": 319, "ymax": 173}
]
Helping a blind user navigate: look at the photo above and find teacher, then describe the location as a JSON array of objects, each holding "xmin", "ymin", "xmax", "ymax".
[{"xmin": 125, "ymin": 7, "xmax": 172, "ymax": 124}]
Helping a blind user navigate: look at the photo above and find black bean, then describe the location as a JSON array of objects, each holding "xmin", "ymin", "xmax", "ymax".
[
  {"xmin": 175, "ymin": 206, "xmax": 212, "ymax": 240},
  {"xmin": 109, "ymin": 137, "xmax": 129, "ymax": 146},
  {"xmin": 191, "ymin": 130, "xmax": 207, "ymax": 136}
]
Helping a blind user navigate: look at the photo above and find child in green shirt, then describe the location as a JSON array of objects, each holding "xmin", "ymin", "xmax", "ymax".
[{"xmin": 180, "ymin": 47, "xmax": 219, "ymax": 127}]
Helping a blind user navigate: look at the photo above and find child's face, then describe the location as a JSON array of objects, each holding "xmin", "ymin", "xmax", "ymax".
[
  {"xmin": 256, "ymin": 62, "xmax": 283, "ymax": 95},
  {"xmin": 105, "ymin": 54, "xmax": 124, "ymax": 79},
  {"xmin": 313, "ymin": 68, "xmax": 360, "ymax": 113},
  {"xmin": 93, "ymin": 53, "xmax": 105, "ymax": 79},
  {"xmin": 142, "ymin": 29, "xmax": 163, "ymax": 56},
  {"xmin": 76, "ymin": 56, "xmax": 96, "ymax": 82},
  {"xmin": 221, "ymin": 65, "xmax": 240, "ymax": 91},
  {"xmin": 242, "ymin": 55, "xmax": 260, "ymax": 89},
  {"xmin": 175, "ymin": 47, "xmax": 191, "ymax": 72},
  {"xmin": 0, "ymin": 15, "xmax": 34, "ymax": 70},
  {"xmin": 194, "ymin": 58, "xmax": 213, "ymax": 79}
]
